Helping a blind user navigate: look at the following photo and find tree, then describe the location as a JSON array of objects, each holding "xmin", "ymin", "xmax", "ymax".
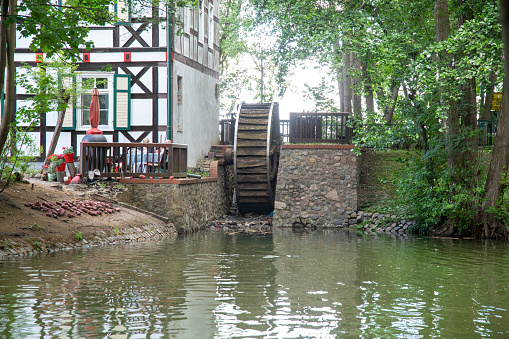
[
  {"xmin": 0, "ymin": 0, "xmax": 115, "ymax": 162},
  {"xmin": 250, "ymin": 0, "xmax": 508, "ymax": 237},
  {"xmin": 479, "ymin": 0, "xmax": 509, "ymax": 239}
]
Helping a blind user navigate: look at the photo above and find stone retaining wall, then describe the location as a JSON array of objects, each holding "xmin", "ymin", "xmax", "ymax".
[
  {"xmin": 0, "ymin": 225, "xmax": 176, "ymax": 257},
  {"xmin": 118, "ymin": 165, "xmax": 234, "ymax": 233},
  {"xmin": 273, "ymin": 145, "xmax": 361, "ymax": 227},
  {"xmin": 339, "ymin": 211, "xmax": 415, "ymax": 235}
]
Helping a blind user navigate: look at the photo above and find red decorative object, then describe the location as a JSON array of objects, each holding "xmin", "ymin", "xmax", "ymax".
[
  {"xmin": 87, "ymin": 88, "xmax": 103, "ymax": 135},
  {"xmin": 63, "ymin": 152, "xmax": 74, "ymax": 163},
  {"xmin": 56, "ymin": 162, "xmax": 66, "ymax": 172},
  {"xmin": 36, "ymin": 53, "xmax": 43, "ymax": 63},
  {"xmin": 82, "ymin": 53, "xmax": 90, "ymax": 63},
  {"xmin": 124, "ymin": 52, "xmax": 131, "ymax": 62},
  {"xmin": 71, "ymin": 174, "xmax": 81, "ymax": 184}
]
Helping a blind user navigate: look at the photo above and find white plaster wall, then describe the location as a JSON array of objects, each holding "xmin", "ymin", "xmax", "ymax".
[
  {"xmin": 131, "ymin": 99, "xmax": 153, "ymax": 126},
  {"xmin": 172, "ymin": 61, "xmax": 219, "ymax": 167},
  {"xmin": 46, "ymin": 131, "xmax": 72, "ymax": 156}
]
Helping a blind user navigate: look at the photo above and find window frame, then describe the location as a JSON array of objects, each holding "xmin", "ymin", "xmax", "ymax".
[{"xmin": 76, "ymin": 72, "xmax": 115, "ymax": 132}]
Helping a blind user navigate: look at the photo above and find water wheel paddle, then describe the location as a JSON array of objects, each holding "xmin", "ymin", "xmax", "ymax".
[{"xmin": 234, "ymin": 102, "xmax": 282, "ymax": 214}]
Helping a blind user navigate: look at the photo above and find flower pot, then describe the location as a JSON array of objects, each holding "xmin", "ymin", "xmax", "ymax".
[
  {"xmin": 63, "ymin": 152, "xmax": 74, "ymax": 163},
  {"xmin": 47, "ymin": 172, "xmax": 56, "ymax": 181},
  {"xmin": 57, "ymin": 162, "xmax": 66, "ymax": 172}
]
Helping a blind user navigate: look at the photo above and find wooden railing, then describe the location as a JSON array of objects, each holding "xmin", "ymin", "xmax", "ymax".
[
  {"xmin": 289, "ymin": 112, "xmax": 352, "ymax": 144},
  {"xmin": 478, "ymin": 120, "xmax": 497, "ymax": 146},
  {"xmin": 280, "ymin": 119, "xmax": 290, "ymax": 143},
  {"xmin": 219, "ymin": 118, "xmax": 236, "ymax": 145},
  {"xmin": 80, "ymin": 142, "xmax": 188, "ymax": 179}
]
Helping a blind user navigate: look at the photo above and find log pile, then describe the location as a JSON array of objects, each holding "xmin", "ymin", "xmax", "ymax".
[{"xmin": 24, "ymin": 200, "xmax": 120, "ymax": 219}]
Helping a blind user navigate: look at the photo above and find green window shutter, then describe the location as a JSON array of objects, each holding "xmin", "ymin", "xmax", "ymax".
[
  {"xmin": 114, "ymin": 74, "xmax": 131, "ymax": 130},
  {"xmin": 115, "ymin": 0, "xmax": 131, "ymax": 25},
  {"xmin": 60, "ymin": 74, "xmax": 76, "ymax": 130},
  {"xmin": 0, "ymin": 90, "xmax": 4, "ymax": 118}
]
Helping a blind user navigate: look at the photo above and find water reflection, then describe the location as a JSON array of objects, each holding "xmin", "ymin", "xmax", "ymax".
[{"xmin": 0, "ymin": 230, "xmax": 509, "ymax": 337}]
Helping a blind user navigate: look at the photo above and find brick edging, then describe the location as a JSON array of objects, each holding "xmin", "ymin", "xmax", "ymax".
[
  {"xmin": 119, "ymin": 177, "xmax": 218, "ymax": 184},
  {"xmin": 282, "ymin": 144, "xmax": 355, "ymax": 150}
]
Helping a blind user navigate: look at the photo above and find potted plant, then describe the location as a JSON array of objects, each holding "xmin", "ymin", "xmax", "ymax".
[
  {"xmin": 63, "ymin": 146, "xmax": 74, "ymax": 163},
  {"xmin": 51, "ymin": 154, "xmax": 66, "ymax": 172},
  {"xmin": 47, "ymin": 163, "xmax": 57, "ymax": 181}
]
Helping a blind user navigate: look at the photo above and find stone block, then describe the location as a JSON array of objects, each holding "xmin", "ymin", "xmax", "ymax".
[{"xmin": 275, "ymin": 201, "xmax": 287, "ymax": 210}]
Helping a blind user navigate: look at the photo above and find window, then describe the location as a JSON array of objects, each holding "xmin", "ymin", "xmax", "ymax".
[
  {"xmin": 208, "ymin": 5, "xmax": 214, "ymax": 45},
  {"xmin": 78, "ymin": 74, "xmax": 114, "ymax": 131},
  {"xmin": 177, "ymin": 76, "xmax": 183, "ymax": 133},
  {"xmin": 199, "ymin": 0, "xmax": 205, "ymax": 42},
  {"xmin": 116, "ymin": 0, "xmax": 131, "ymax": 23},
  {"xmin": 63, "ymin": 73, "xmax": 130, "ymax": 131}
]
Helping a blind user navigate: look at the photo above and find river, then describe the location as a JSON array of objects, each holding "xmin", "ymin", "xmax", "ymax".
[{"xmin": 1, "ymin": 229, "xmax": 508, "ymax": 338}]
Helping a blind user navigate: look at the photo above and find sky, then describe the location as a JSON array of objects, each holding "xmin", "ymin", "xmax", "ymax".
[{"xmin": 227, "ymin": 57, "xmax": 337, "ymax": 121}]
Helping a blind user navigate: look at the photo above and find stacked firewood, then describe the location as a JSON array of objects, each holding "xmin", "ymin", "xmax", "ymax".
[{"xmin": 24, "ymin": 200, "xmax": 120, "ymax": 219}]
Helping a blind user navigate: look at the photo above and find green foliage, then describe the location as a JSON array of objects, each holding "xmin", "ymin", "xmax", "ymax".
[
  {"xmin": 74, "ymin": 230, "xmax": 83, "ymax": 241},
  {"xmin": 219, "ymin": 0, "xmax": 283, "ymax": 115},
  {"xmin": 0, "ymin": 127, "xmax": 42, "ymax": 184},
  {"xmin": 0, "ymin": 239, "xmax": 15, "ymax": 250},
  {"xmin": 32, "ymin": 240, "xmax": 42, "ymax": 252},
  {"xmin": 63, "ymin": 146, "xmax": 73, "ymax": 154},
  {"xmin": 356, "ymin": 219, "xmax": 371, "ymax": 230},
  {"xmin": 485, "ymin": 172, "xmax": 509, "ymax": 226},
  {"xmin": 17, "ymin": 0, "xmax": 115, "ymax": 60},
  {"xmin": 303, "ymin": 76, "xmax": 339, "ymax": 112},
  {"xmin": 29, "ymin": 223, "xmax": 42, "ymax": 231},
  {"xmin": 110, "ymin": 225, "xmax": 119, "ymax": 235},
  {"xmin": 377, "ymin": 217, "xmax": 398, "ymax": 229},
  {"xmin": 393, "ymin": 149, "xmax": 489, "ymax": 234}
]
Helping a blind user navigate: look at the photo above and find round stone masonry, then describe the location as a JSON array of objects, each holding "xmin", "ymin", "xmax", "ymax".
[{"xmin": 273, "ymin": 145, "xmax": 359, "ymax": 228}]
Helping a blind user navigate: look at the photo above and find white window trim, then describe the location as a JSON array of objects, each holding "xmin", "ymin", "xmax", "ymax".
[
  {"xmin": 208, "ymin": 4, "xmax": 214, "ymax": 45},
  {"xmin": 199, "ymin": 0, "xmax": 205, "ymax": 43},
  {"xmin": 76, "ymin": 72, "xmax": 115, "ymax": 132}
]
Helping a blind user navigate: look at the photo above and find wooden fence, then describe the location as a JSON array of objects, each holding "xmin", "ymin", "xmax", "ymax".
[
  {"xmin": 280, "ymin": 119, "xmax": 290, "ymax": 143},
  {"xmin": 219, "ymin": 118, "xmax": 236, "ymax": 145},
  {"xmin": 80, "ymin": 142, "xmax": 187, "ymax": 179},
  {"xmin": 289, "ymin": 112, "xmax": 352, "ymax": 144},
  {"xmin": 478, "ymin": 120, "xmax": 497, "ymax": 146}
]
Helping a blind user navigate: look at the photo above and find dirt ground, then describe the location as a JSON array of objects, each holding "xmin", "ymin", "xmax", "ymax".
[{"xmin": 0, "ymin": 178, "xmax": 169, "ymax": 250}]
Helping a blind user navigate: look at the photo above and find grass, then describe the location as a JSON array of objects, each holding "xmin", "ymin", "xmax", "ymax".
[
  {"xmin": 74, "ymin": 230, "xmax": 83, "ymax": 241},
  {"xmin": 358, "ymin": 149, "xmax": 408, "ymax": 212},
  {"xmin": 29, "ymin": 223, "xmax": 42, "ymax": 231}
]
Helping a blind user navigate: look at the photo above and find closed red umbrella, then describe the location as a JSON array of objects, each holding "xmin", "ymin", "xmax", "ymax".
[{"xmin": 87, "ymin": 87, "xmax": 102, "ymax": 135}]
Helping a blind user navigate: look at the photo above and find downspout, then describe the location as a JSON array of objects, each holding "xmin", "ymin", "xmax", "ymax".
[{"xmin": 166, "ymin": 6, "xmax": 172, "ymax": 141}]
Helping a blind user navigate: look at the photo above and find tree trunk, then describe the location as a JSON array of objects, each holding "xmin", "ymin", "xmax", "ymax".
[
  {"xmin": 41, "ymin": 91, "xmax": 71, "ymax": 177},
  {"xmin": 363, "ymin": 65, "xmax": 374, "ymax": 113},
  {"xmin": 478, "ymin": 0, "xmax": 509, "ymax": 239},
  {"xmin": 343, "ymin": 49, "xmax": 352, "ymax": 113},
  {"xmin": 352, "ymin": 51, "xmax": 362, "ymax": 118},
  {"xmin": 0, "ymin": 0, "xmax": 8, "ymax": 98},
  {"xmin": 481, "ymin": 72, "xmax": 496, "ymax": 120},
  {"xmin": 334, "ymin": 41, "xmax": 345, "ymax": 112},
  {"xmin": 385, "ymin": 85, "xmax": 399, "ymax": 124},
  {"xmin": 435, "ymin": 0, "xmax": 461, "ymax": 175},
  {"xmin": 457, "ymin": 0, "xmax": 478, "ymax": 176},
  {"xmin": 0, "ymin": 0, "xmax": 16, "ymax": 157}
]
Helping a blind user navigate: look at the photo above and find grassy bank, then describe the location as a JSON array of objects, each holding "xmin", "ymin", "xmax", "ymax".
[{"xmin": 358, "ymin": 149, "xmax": 408, "ymax": 213}]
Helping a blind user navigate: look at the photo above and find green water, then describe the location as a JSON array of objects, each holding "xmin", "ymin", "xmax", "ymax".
[{"xmin": 1, "ymin": 229, "xmax": 508, "ymax": 338}]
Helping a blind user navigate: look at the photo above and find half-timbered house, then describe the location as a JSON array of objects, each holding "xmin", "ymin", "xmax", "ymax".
[{"xmin": 13, "ymin": 0, "xmax": 220, "ymax": 167}]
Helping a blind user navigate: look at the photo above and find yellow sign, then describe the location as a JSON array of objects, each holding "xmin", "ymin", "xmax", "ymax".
[{"xmin": 492, "ymin": 92, "xmax": 502, "ymax": 111}]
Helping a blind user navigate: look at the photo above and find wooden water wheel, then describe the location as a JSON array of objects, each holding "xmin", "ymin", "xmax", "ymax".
[{"xmin": 234, "ymin": 102, "xmax": 282, "ymax": 214}]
